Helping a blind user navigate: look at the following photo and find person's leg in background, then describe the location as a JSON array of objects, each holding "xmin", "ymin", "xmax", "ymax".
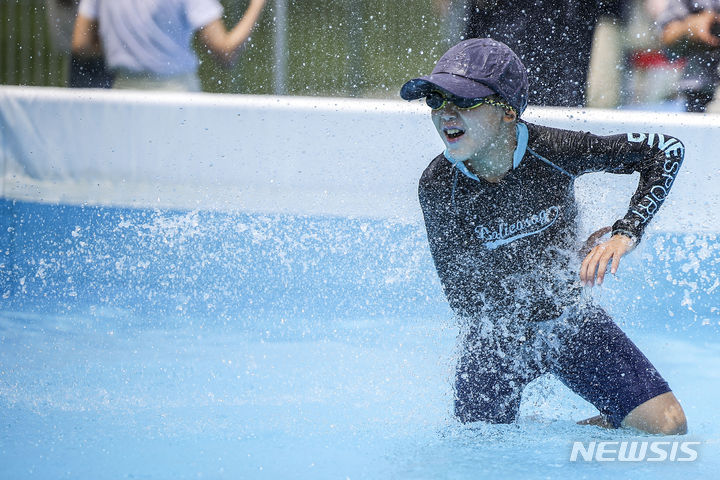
[{"xmin": 69, "ymin": 54, "xmax": 113, "ymax": 88}]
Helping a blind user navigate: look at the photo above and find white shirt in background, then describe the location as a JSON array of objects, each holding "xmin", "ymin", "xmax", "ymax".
[{"xmin": 77, "ymin": 0, "xmax": 223, "ymax": 76}]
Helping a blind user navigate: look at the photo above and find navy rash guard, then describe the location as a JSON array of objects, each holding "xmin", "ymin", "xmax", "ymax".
[{"xmin": 418, "ymin": 121, "xmax": 684, "ymax": 322}]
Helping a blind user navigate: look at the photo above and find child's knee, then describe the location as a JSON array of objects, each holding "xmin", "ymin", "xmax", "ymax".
[
  {"xmin": 645, "ymin": 405, "xmax": 687, "ymax": 435},
  {"xmin": 622, "ymin": 392, "xmax": 687, "ymax": 435},
  {"xmin": 657, "ymin": 401, "xmax": 687, "ymax": 435}
]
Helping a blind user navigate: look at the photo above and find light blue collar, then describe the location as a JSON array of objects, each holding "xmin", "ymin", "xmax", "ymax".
[
  {"xmin": 445, "ymin": 122, "xmax": 529, "ymax": 181},
  {"xmin": 513, "ymin": 122, "xmax": 528, "ymax": 169}
]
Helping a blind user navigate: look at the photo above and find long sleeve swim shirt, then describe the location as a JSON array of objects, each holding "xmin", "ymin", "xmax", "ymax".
[{"xmin": 418, "ymin": 122, "xmax": 684, "ymax": 321}]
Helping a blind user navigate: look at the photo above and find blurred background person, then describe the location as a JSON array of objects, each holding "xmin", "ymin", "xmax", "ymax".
[
  {"xmin": 658, "ymin": 0, "xmax": 720, "ymax": 112},
  {"xmin": 433, "ymin": 0, "xmax": 628, "ymax": 107},
  {"xmin": 71, "ymin": 0, "xmax": 267, "ymax": 92},
  {"xmin": 46, "ymin": 0, "xmax": 112, "ymax": 88}
]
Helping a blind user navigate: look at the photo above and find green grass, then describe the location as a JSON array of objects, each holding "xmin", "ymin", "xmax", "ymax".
[{"xmin": 0, "ymin": 0, "xmax": 68, "ymax": 87}]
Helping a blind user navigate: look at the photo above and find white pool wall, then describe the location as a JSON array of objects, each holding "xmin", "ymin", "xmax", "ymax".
[{"xmin": 0, "ymin": 85, "xmax": 718, "ymax": 232}]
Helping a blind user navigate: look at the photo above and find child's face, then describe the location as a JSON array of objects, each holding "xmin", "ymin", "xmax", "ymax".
[{"xmin": 431, "ymin": 101, "xmax": 506, "ymax": 162}]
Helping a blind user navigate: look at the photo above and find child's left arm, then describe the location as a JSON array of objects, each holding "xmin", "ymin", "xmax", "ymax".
[{"xmin": 546, "ymin": 129, "xmax": 685, "ymax": 285}]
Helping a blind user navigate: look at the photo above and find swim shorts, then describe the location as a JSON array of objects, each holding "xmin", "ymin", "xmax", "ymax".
[{"xmin": 454, "ymin": 303, "xmax": 671, "ymax": 428}]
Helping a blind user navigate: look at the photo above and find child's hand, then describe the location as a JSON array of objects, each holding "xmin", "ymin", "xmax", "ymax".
[{"xmin": 579, "ymin": 234, "xmax": 635, "ymax": 287}]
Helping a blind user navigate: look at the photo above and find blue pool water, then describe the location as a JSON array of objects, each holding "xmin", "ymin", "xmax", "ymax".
[{"xmin": 1, "ymin": 199, "xmax": 719, "ymax": 479}]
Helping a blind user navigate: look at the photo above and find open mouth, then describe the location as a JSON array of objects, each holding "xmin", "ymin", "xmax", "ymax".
[{"xmin": 444, "ymin": 127, "xmax": 465, "ymax": 141}]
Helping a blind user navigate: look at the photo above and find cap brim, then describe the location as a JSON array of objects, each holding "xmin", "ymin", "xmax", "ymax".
[{"xmin": 400, "ymin": 73, "xmax": 495, "ymax": 101}]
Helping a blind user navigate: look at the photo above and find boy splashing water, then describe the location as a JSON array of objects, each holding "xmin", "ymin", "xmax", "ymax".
[{"xmin": 401, "ymin": 38, "xmax": 687, "ymax": 434}]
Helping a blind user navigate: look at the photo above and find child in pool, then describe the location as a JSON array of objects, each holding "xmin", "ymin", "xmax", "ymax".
[{"xmin": 401, "ymin": 38, "xmax": 687, "ymax": 434}]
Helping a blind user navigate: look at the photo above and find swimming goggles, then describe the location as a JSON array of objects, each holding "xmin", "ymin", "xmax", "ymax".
[{"xmin": 425, "ymin": 90, "xmax": 515, "ymax": 114}]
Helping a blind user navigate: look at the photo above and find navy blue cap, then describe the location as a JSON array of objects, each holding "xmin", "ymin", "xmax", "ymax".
[{"xmin": 400, "ymin": 38, "xmax": 529, "ymax": 115}]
